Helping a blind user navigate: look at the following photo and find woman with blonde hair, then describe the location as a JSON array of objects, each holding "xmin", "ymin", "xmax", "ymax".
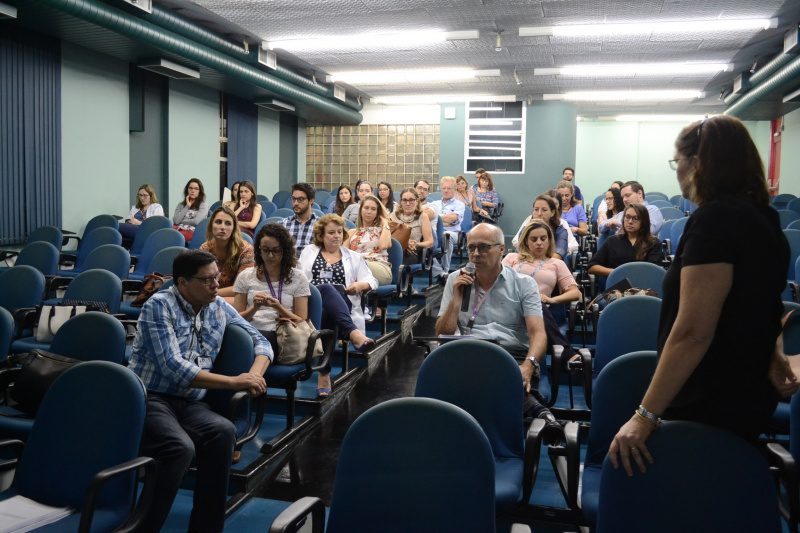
[
  {"xmin": 119, "ymin": 184, "xmax": 165, "ymax": 244},
  {"xmin": 348, "ymin": 195, "xmax": 393, "ymax": 285},
  {"xmin": 200, "ymin": 205, "xmax": 255, "ymax": 304}
]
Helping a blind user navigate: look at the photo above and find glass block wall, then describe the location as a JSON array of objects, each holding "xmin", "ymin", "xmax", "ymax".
[{"xmin": 305, "ymin": 124, "xmax": 440, "ymax": 192}]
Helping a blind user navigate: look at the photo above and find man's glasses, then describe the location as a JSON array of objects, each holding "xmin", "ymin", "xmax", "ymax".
[
  {"xmin": 416, "ymin": 186, "xmax": 429, "ymax": 192},
  {"xmin": 291, "ymin": 197, "xmax": 308, "ymax": 203},
  {"xmin": 260, "ymin": 247, "xmax": 283, "ymax": 256},
  {"xmin": 190, "ymin": 273, "xmax": 221, "ymax": 286},
  {"xmin": 467, "ymin": 243, "xmax": 501, "ymax": 254}
]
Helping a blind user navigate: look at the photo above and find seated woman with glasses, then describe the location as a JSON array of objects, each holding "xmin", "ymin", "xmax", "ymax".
[
  {"xmin": 342, "ymin": 181, "xmax": 372, "ymax": 223},
  {"xmin": 347, "ymin": 195, "xmax": 393, "ymax": 285},
  {"xmin": 119, "ymin": 184, "xmax": 165, "ymax": 245},
  {"xmin": 503, "ymin": 220, "xmax": 582, "ymax": 360},
  {"xmin": 389, "ymin": 188, "xmax": 434, "ymax": 266},
  {"xmin": 200, "ymin": 205, "xmax": 255, "ymax": 304},
  {"xmin": 172, "ymin": 178, "xmax": 209, "ymax": 242},
  {"xmin": 588, "ymin": 203, "xmax": 661, "ymax": 279},
  {"xmin": 596, "ymin": 187, "xmax": 625, "ymax": 235}
]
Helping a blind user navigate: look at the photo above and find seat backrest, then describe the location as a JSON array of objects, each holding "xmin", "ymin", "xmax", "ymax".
[
  {"xmin": 647, "ymin": 192, "xmax": 669, "ymax": 202},
  {"xmin": 386, "ymin": 238, "xmax": 403, "ymax": 285},
  {"xmin": 14, "ymin": 361, "xmax": 146, "ymax": 511},
  {"xmin": 669, "ymin": 194, "xmax": 681, "ymax": 206},
  {"xmin": 129, "ymin": 216, "xmax": 173, "ymax": 257},
  {"xmin": 774, "ymin": 193, "xmax": 798, "ymax": 206},
  {"xmin": 785, "ymin": 229, "xmax": 800, "ymax": 281},
  {"xmin": 606, "ymin": 262, "xmax": 666, "ymax": 297},
  {"xmin": 592, "ymin": 194, "xmax": 606, "ymax": 223},
  {"xmin": 208, "ymin": 200, "xmax": 223, "ymax": 216},
  {"xmin": 594, "ymin": 295, "xmax": 661, "ymax": 377},
  {"xmin": 415, "ymin": 339, "xmax": 524, "ymax": 460},
  {"xmin": 659, "ymin": 218, "xmax": 676, "ymax": 240},
  {"xmin": 586, "ymin": 351, "xmax": 657, "ymax": 468},
  {"xmin": 428, "ymin": 192, "xmax": 442, "ymax": 201},
  {"xmin": 189, "ymin": 218, "xmax": 210, "ymax": 249},
  {"xmin": 26, "ymin": 225, "xmax": 63, "ymax": 250},
  {"xmin": 779, "ymin": 209, "xmax": 800, "ymax": 229},
  {"xmin": 650, "ymin": 200, "xmax": 672, "ymax": 209},
  {"xmin": 267, "ymin": 216, "xmax": 284, "ymax": 224},
  {"xmin": 788, "ymin": 219, "xmax": 800, "ymax": 231},
  {"xmin": 81, "ymin": 214, "xmax": 119, "ymax": 240},
  {"xmin": 0, "ymin": 307, "xmax": 12, "ymax": 361},
  {"xmin": 597, "ymin": 420, "xmax": 780, "ymax": 533},
  {"xmin": 206, "ymin": 324, "xmax": 254, "ymax": 436},
  {"xmin": 256, "ymin": 194, "xmax": 269, "ymax": 201},
  {"xmin": 786, "ymin": 198, "xmax": 800, "ymax": 215},
  {"xmin": 272, "ymin": 208, "xmax": 294, "ymax": 218},
  {"xmin": 344, "ymin": 218, "xmax": 356, "ymax": 230},
  {"xmin": 283, "ymin": 197, "xmax": 294, "ymax": 209},
  {"xmin": 259, "ymin": 200, "xmax": 277, "ymax": 217},
  {"xmin": 308, "ymin": 283, "xmax": 322, "ymax": 329},
  {"xmin": 16, "ymin": 241, "xmax": 59, "ymax": 276},
  {"xmin": 326, "ymin": 397, "xmax": 496, "ymax": 533},
  {"xmin": 132, "ymin": 228, "xmax": 186, "ymax": 276},
  {"xmin": 73, "ymin": 226, "xmax": 122, "ymax": 271},
  {"xmin": 272, "ymin": 191, "xmax": 291, "ymax": 208},
  {"xmin": 670, "ymin": 216, "xmax": 689, "ymax": 247},
  {"xmin": 241, "ymin": 232, "xmax": 254, "ymax": 244},
  {"xmin": 62, "ymin": 268, "xmax": 123, "ymax": 314},
  {"xmin": 147, "ymin": 246, "xmax": 186, "ymax": 276},
  {"xmin": 49, "ymin": 311, "xmax": 126, "ymax": 364},
  {"xmin": 783, "ymin": 309, "xmax": 800, "ymax": 356},
  {"xmin": 0, "ymin": 265, "xmax": 45, "ymax": 313},
  {"xmin": 461, "ymin": 205, "xmax": 472, "ymax": 230},
  {"xmin": 83, "ymin": 244, "xmax": 131, "ymax": 279},
  {"xmin": 315, "ymin": 191, "xmax": 331, "ymax": 206},
  {"xmin": 658, "ymin": 206, "xmax": 684, "ymax": 221}
]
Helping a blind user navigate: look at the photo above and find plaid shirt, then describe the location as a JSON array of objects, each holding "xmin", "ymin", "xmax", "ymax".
[
  {"xmin": 281, "ymin": 212, "xmax": 319, "ymax": 257},
  {"xmin": 128, "ymin": 286, "xmax": 272, "ymax": 400}
]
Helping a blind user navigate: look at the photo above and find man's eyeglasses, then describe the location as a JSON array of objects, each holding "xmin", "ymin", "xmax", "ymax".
[
  {"xmin": 624, "ymin": 215, "xmax": 640, "ymax": 222},
  {"xmin": 291, "ymin": 196, "xmax": 308, "ymax": 203},
  {"xmin": 467, "ymin": 243, "xmax": 501, "ymax": 254},
  {"xmin": 190, "ymin": 273, "xmax": 221, "ymax": 286},
  {"xmin": 260, "ymin": 247, "xmax": 283, "ymax": 256},
  {"xmin": 416, "ymin": 186, "xmax": 429, "ymax": 192}
]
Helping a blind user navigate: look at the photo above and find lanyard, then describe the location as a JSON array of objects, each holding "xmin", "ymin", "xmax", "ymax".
[
  {"xmin": 516, "ymin": 258, "xmax": 546, "ymax": 277},
  {"xmin": 186, "ymin": 308, "xmax": 205, "ymax": 355},
  {"xmin": 263, "ymin": 270, "xmax": 283, "ymax": 301},
  {"xmin": 464, "ymin": 282, "xmax": 494, "ymax": 334}
]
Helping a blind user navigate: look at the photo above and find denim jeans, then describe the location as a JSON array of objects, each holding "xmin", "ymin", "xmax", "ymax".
[{"xmin": 139, "ymin": 394, "xmax": 236, "ymax": 533}]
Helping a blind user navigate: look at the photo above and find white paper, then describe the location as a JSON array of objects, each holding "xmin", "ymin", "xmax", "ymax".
[{"xmin": 0, "ymin": 495, "xmax": 73, "ymax": 533}]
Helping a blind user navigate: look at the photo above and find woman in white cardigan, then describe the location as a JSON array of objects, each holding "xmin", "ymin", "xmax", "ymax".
[
  {"xmin": 119, "ymin": 184, "xmax": 165, "ymax": 244},
  {"xmin": 298, "ymin": 214, "xmax": 377, "ymax": 394}
]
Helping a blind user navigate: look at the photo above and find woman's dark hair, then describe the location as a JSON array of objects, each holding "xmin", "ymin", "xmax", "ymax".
[
  {"xmin": 612, "ymin": 180, "xmax": 625, "ymax": 189},
  {"xmin": 238, "ymin": 180, "xmax": 257, "ymax": 215},
  {"xmin": 231, "ymin": 181, "xmax": 241, "ymax": 203},
  {"xmin": 619, "ymin": 204, "xmax": 659, "ymax": 261},
  {"xmin": 254, "ymin": 223, "xmax": 297, "ymax": 283},
  {"xmin": 477, "ymin": 172, "xmax": 495, "ymax": 191},
  {"xmin": 182, "ymin": 179, "xmax": 206, "ymax": 210},
  {"xmin": 334, "ymin": 185, "xmax": 355, "ymax": 216},
  {"xmin": 606, "ymin": 187, "xmax": 624, "ymax": 217},
  {"xmin": 533, "ymin": 194, "xmax": 562, "ymax": 234},
  {"xmin": 378, "ymin": 181, "xmax": 395, "ymax": 212},
  {"xmin": 675, "ymin": 115, "xmax": 769, "ymax": 205}
]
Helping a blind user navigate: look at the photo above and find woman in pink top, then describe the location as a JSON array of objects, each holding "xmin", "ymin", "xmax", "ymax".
[
  {"xmin": 348, "ymin": 195, "xmax": 392, "ymax": 285},
  {"xmin": 503, "ymin": 219, "xmax": 581, "ymax": 360}
]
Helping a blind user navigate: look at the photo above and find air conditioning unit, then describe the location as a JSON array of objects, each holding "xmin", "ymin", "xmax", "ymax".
[
  {"xmin": 333, "ymin": 85, "xmax": 346, "ymax": 102},
  {"xmin": 258, "ymin": 48, "xmax": 277, "ymax": 70},
  {"xmin": 138, "ymin": 58, "xmax": 199, "ymax": 79},
  {"xmin": 254, "ymin": 99, "xmax": 296, "ymax": 112},
  {"xmin": 122, "ymin": 0, "xmax": 152, "ymax": 14}
]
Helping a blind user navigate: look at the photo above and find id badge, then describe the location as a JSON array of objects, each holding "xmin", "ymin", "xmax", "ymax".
[
  {"xmin": 320, "ymin": 270, "xmax": 333, "ymax": 280},
  {"xmin": 196, "ymin": 356, "xmax": 213, "ymax": 370}
]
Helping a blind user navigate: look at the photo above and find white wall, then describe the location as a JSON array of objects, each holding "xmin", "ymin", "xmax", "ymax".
[
  {"xmin": 781, "ymin": 108, "xmax": 800, "ymax": 196},
  {"xmin": 256, "ymin": 107, "xmax": 281, "ymax": 195},
  {"xmin": 168, "ymin": 80, "xmax": 220, "ymax": 206},
  {"xmin": 576, "ymin": 119, "xmax": 772, "ymax": 205},
  {"xmin": 360, "ymin": 103, "xmax": 440, "ymax": 124},
  {"xmin": 61, "ymin": 42, "xmax": 130, "ymax": 236}
]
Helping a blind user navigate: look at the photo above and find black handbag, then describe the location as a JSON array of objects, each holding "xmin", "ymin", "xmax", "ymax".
[{"xmin": 8, "ymin": 350, "xmax": 82, "ymax": 415}]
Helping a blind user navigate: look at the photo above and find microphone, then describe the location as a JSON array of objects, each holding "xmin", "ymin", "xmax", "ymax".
[{"xmin": 461, "ymin": 262, "xmax": 476, "ymax": 312}]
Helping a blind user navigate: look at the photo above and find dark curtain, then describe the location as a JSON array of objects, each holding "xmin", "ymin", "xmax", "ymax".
[
  {"xmin": 226, "ymin": 94, "xmax": 257, "ymax": 189},
  {"xmin": 0, "ymin": 27, "xmax": 62, "ymax": 245}
]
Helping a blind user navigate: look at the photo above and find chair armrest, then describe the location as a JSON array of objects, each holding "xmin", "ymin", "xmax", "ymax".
[
  {"xmin": 309, "ymin": 329, "xmax": 336, "ymax": 374},
  {"xmin": 269, "ymin": 496, "xmax": 326, "ymax": 533},
  {"xmin": 0, "ymin": 251, "xmax": 19, "ymax": 264},
  {"xmin": 791, "ymin": 282, "xmax": 800, "ymax": 304},
  {"xmin": 78, "ymin": 456, "xmax": 157, "ymax": 533},
  {"xmin": 363, "ymin": 290, "xmax": 379, "ymax": 323},
  {"xmin": 61, "ymin": 233, "xmax": 80, "ymax": 250},
  {"xmin": 548, "ymin": 345, "xmax": 564, "ymax": 407},
  {"xmin": 0, "ymin": 367, "xmax": 21, "ymax": 403},
  {"xmin": 227, "ymin": 391, "xmax": 267, "ymax": 449},
  {"xmin": 47, "ymin": 276, "xmax": 75, "ymax": 298},
  {"xmin": 768, "ymin": 442, "xmax": 799, "ymax": 531},
  {"xmin": 10, "ymin": 307, "xmax": 39, "ymax": 339},
  {"xmin": 522, "ymin": 418, "xmax": 546, "ymax": 502},
  {"xmin": 576, "ymin": 348, "xmax": 593, "ymax": 408},
  {"xmin": 0, "ymin": 438, "xmax": 25, "ymax": 472},
  {"xmin": 563, "ymin": 421, "xmax": 582, "ymax": 511},
  {"xmin": 122, "ymin": 279, "xmax": 144, "ymax": 295}
]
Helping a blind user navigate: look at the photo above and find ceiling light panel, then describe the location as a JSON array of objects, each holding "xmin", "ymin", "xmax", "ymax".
[
  {"xmin": 519, "ymin": 18, "xmax": 775, "ymax": 38},
  {"xmin": 534, "ymin": 63, "xmax": 730, "ymax": 77},
  {"xmin": 267, "ymin": 29, "xmax": 478, "ymax": 52},
  {"xmin": 330, "ymin": 69, "xmax": 500, "ymax": 85},
  {"xmin": 543, "ymin": 90, "xmax": 704, "ymax": 101}
]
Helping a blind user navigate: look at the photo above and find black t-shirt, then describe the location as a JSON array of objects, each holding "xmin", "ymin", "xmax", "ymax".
[
  {"xmin": 588, "ymin": 234, "xmax": 662, "ymax": 271},
  {"xmin": 659, "ymin": 197, "xmax": 788, "ymax": 440}
]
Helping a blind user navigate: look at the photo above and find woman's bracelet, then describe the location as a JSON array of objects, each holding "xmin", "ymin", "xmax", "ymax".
[{"xmin": 635, "ymin": 405, "xmax": 661, "ymax": 428}]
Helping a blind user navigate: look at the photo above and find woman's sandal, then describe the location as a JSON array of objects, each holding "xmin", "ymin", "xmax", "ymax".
[
  {"xmin": 356, "ymin": 338, "xmax": 375, "ymax": 354},
  {"xmin": 316, "ymin": 388, "xmax": 332, "ymax": 398}
]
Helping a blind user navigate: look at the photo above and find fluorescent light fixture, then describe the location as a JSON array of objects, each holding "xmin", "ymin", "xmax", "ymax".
[
  {"xmin": 373, "ymin": 94, "xmax": 516, "ymax": 105},
  {"xmin": 0, "ymin": 1, "xmax": 18, "ymax": 18},
  {"xmin": 613, "ymin": 115, "xmax": 712, "ymax": 122},
  {"xmin": 470, "ymin": 106, "xmax": 503, "ymax": 111},
  {"xmin": 519, "ymin": 18, "xmax": 776, "ymax": 37},
  {"xmin": 543, "ymin": 90, "xmax": 704, "ymax": 102},
  {"xmin": 138, "ymin": 58, "xmax": 199, "ymax": 79},
  {"xmin": 534, "ymin": 63, "xmax": 730, "ymax": 77},
  {"xmin": 330, "ymin": 69, "xmax": 499, "ymax": 85},
  {"xmin": 267, "ymin": 30, "xmax": 478, "ymax": 52}
]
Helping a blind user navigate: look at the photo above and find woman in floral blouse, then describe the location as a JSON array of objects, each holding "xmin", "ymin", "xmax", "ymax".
[{"xmin": 347, "ymin": 195, "xmax": 392, "ymax": 285}]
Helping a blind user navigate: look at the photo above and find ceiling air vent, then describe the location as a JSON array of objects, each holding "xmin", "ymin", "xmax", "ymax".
[
  {"xmin": 785, "ymin": 25, "xmax": 800, "ymax": 55},
  {"xmin": 333, "ymin": 85, "xmax": 346, "ymax": 102},
  {"xmin": 122, "ymin": 0, "xmax": 151, "ymax": 14},
  {"xmin": 254, "ymin": 99, "xmax": 296, "ymax": 112},
  {"xmin": 258, "ymin": 48, "xmax": 277, "ymax": 70},
  {"xmin": 138, "ymin": 58, "xmax": 199, "ymax": 79}
]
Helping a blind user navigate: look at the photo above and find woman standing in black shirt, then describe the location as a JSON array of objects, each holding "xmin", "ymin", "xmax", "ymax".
[
  {"xmin": 587, "ymin": 203, "xmax": 661, "ymax": 278},
  {"xmin": 609, "ymin": 115, "xmax": 796, "ymax": 476}
]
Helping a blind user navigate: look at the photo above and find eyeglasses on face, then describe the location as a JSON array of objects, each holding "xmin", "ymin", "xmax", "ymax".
[
  {"xmin": 401, "ymin": 198, "xmax": 417, "ymax": 203},
  {"xmin": 668, "ymin": 158, "xmax": 688, "ymax": 171},
  {"xmin": 467, "ymin": 243, "xmax": 501, "ymax": 254},
  {"xmin": 188, "ymin": 186, "xmax": 200, "ymax": 191},
  {"xmin": 190, "ymin": 273, "xmax": 221, "ymax": 286},
  {"xmin": 260, "ymin": 247, "xmax": 283, "ymax": 256},
  {"xmin": 291, "ymin": 196, "xmax": 308, "ymax": 203},
  {"xmin": 416, "ymin": 186, "xmax": 429, "ymax": 192},
  {"xmin": 138, "ymin": 193, "xmax": 150, "ymax": 198},
  {"xmin": 624, "ymin": 215, "xmax": 640, "ymax": 222}
]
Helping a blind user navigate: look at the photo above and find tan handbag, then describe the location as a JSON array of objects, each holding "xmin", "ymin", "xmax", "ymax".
[
  {"xmin": 275, "ymin": 319, "xmax": 324, "ymax": 365},
  {"xmin": 388, "ymin": 220, "xmax": 412, "ymax": 252}
]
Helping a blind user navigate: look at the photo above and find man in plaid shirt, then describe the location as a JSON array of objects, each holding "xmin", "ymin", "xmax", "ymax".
[
  {"xmin": 280, "ymin": 182, "xmax": 319, "ymax": 257},
  {"xmin": 128, "ymin": 249, "xmax": 272, "ymax": 533}
]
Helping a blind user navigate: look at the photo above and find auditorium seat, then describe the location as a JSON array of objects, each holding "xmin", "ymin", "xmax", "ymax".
[
  {"xmin": 128, "ymin": 228, "xmax": 185, "ymax": 281},
  {"xmin": 120, "ymin": 246, "xmax": 185, "ymax": 319},
  {"xmin": 0, "ymin": 241, "xmax": 59, "ymax": 277},
  {"xmin": 605, "ymin": 262, "xmax": 666, "ymax": 298},
  {"xmin": 0, "ymin": 225, "xmax": 62, "ymax": 266},
  {"xmin": 61, "ymin": 214, "xmax": 119, "ymax": 259},
  {"xmin": 56, "ymin": 226, "xmax": 122, "ymax": 277},
  {"xmin": 128, "ymin": 216, "xmax": 173, "ymax": 260},
  {"xmin": 188, "ymin": 218, "xmax": 209, "ymax": 249}
]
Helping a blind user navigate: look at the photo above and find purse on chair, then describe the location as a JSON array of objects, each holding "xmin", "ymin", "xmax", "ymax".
[
  {"xmin": 388, "ymin": 220, "xmax": 412, "ymax": 252},
  {"xmin": 35, "ymin": 300, "xmax": 103, "ymax": 343},
  {"xmin": 275, "ymin": 319, "xmax": 324, "ymax": 365},
  {"xmin": 131, "ymin": 272, "xmax": 171, "ymax": 308},
  {"xmin": 7, "ymin": 349, "xmax": 83, "ymax": 415}
]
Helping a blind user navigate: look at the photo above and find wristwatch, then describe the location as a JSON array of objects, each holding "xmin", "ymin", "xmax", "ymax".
[
  {"xmin": 636, "ymin": 404, "xmax": 661, "ymax": 427},
  {"xmin": 526, "ymin": 357, "xmax": 541, "ymax": 377}
]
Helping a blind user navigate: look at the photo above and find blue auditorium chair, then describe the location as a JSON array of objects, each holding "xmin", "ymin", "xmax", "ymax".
[
  {"xmin": 207, "ymin": 200, "xmax": 223, "ymax": 215},
  {"xmin": 768, "ymin": 389, "xmax": 800, "ymax": 530},
  {"xmin": 262, "ymin": 284, "xmax": 336, "ymax": 453},
  {"xmin": 315, "ymin": 190, "xmax": 331, "ymax": 206},
  {"xmin": 0, "ymin": 307, "xmax": 12, "ymax": 362},
  {"xmin": 0, "ymin": 266, "xmax": 46, "ymax": 330},
  {"xmin": 598, "ymin": 420, "xmax": 779, "ymax": 533},
  {"xmin": 241, "ymin": 232, "xmax": 253, "ymax": 244},
  {"xmin": 669, "ymin": 194, "xmax": 681, "ymax": 206},
  {"xmin": 128, "ymin": 228, "xmax": 185, "ymax": 281},
  {"xmin": 272, "ymin": 208, "xmax": 294, "ymax": 219},
  {"xmin": 128, "ymin": 216, "xmax": 172, "ymax": 260},
  {"xmin": 605, "ymin": 262, "xmax": 666, "ymax": 298},
  {"xmin": 272, "ymin": 191, "xmax": 291, "ymax": 208},
  {"xmin": 56, "ymin": 227, "xmax": 122, "ymax": 277},
  {"xmin": 647, "ymin": 191, "xmax": 669, "ymax": 202},
  {"xmin": 0, "ymin": 312, "xmax": 126, "ymax": 441},
  {"xmin": 780, "ymin": 210, "xmax": 800, "ymax": 230},
  {"xmin": 658, "ymin": 206, "xmax": 684, "ymax": 221},
  {"xmin": 366, "ymin": 238, "xmax": 407, "ymax": 335},
  {"xmin": 0, "ymin": 361, "xmax": 155, "ymax": 532},
  {"xmin": 773, "ymin": 194, "xmax": 797, "ymax": 209},
  {"xmin": 786, "ymin": 230, "xmax": 800, "ymax": 282},
  {"xmin": 0, "ymin": 241, "xmax": 59, "ymax": 277},
  {"xmin": 188, "ymin": 218, "xmax": 209, "ymax": 249},
  {"xmin": 120, "ymin": 246, "xmax": 185, "ymax": 319},
  {"xmin": 268, "ymin": 397, "xmax": 496, "ymax": 533},
  {"xmin": 787, "ymin": 198, "xmax": 800, "ymax": 215},
  {"xmin": 0, "ymin": 225, "xmax": 62, "ymax": 265},
  {"xmin": 649, "ymin": 199, "xmax": 673, "ymax": 209},
  {"xmin": 343, "ymin": 218, "xmax": 355, "ymax": 230},
  {"xmin": 670, "ymin": 216, "xmax": 689, "ymax": 249},
  {"xmin": 415, "ymin": 339, "xmax": 544, "ymax": 515},
  {"xmin": 259, "ymin": 200, "xmax": 277, "ymax": 218},
  {"xmin": 61, "ymin": 214, "xmax": 118, "ymax": 259}
]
